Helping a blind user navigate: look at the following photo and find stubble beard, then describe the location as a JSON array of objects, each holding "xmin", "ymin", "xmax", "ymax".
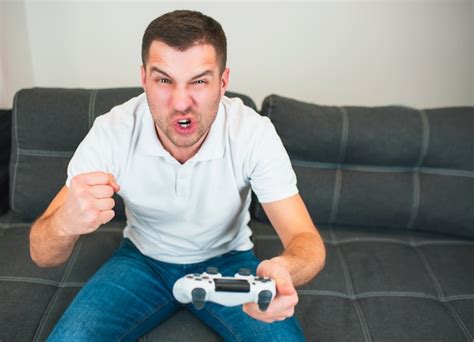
[{"xmin": 149, "ymin": 95, "xmax": 221, "ymax": 149}]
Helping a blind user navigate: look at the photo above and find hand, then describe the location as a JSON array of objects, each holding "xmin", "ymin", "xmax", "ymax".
[
  {"xmin": 57, "ymin": 172, "xmax": 120, "ymax": 236},
  {"xmin": 243, "ymin": 257, "xmax": 298, "ymax": 323}
]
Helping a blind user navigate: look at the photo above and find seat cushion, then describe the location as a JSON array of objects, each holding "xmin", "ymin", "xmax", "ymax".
[
  {"xmin": 0, "ymin": 210, "xmax": 222, "ymax": 341},
  {"xmin": 252, "ymin": 220, "xmax": 474, "ymax": 342},
  {"xmin": 2, "ymin": 208, "xmax": 473, "ymax": 341}
]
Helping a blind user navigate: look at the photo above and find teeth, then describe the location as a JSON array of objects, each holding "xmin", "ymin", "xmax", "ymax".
[{"xmin": 178, "ymin": 119, "xmax": 190, "ymax": 124}]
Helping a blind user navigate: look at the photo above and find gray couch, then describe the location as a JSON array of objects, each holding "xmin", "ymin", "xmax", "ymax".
[{"xmin": 1, "ymin": 88, "xmax": 473, "ymax": 341}]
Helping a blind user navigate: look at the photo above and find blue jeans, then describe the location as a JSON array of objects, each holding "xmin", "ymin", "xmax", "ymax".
[{"xmin": 47, "ymin": 238, "xmax": 306, "ymax": 341}]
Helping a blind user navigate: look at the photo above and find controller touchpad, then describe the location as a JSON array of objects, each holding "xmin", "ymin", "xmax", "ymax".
[{"xmin": 214, "ymin": 279, "xmax": 250, "ymax": 292}]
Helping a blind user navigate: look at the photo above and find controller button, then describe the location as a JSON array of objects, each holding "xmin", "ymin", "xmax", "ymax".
[
  {"xmin": 195, "ymin": 278, "xmax": 202, "ymax": 281},
  {"xmin": 186, "ymin": 276, "xmax": 193, "ymax": 279},
  {"xmin": 202, "ymin": 276, "xmax": 209, "ymax": 279},
  {"xmin": 238, "ymin": 268, "xmax": 251, "ymax": 276},
  {"xmin": 258, "ymin": 290, "xmax": 272, "ymax": 312},
  {"xmin": 191, "ymin": 288, "xmax": 206, "ymax": 310},
  {"xmin": 206, "ymin": 267, "xmax": 219, "ymax": 274},
  {"xmin": 193, "ymin": 273, "xmax": 201, "ymax": 276}
]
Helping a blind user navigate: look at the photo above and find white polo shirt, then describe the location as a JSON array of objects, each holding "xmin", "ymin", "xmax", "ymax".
[{"xmin": 66, "ymin": 93, "xmax": 298, "ymax": 264}]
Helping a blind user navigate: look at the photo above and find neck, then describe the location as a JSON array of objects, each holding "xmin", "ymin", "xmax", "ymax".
[{"xmin": 156, "ymin": 127, "xmax": 209, "ymax": 164}]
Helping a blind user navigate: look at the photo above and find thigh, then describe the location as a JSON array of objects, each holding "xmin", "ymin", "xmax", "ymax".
[
  {"xmin": 47, "ymin": 238, "xmax": 180, "ymax": 342},
  {"xmin": 188, "ymin": 250, "xmax": 306, "ymax": 342}
]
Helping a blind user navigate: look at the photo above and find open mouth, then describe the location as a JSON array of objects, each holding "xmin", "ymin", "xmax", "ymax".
[{"xmin": 178, "ymin": 119, "xmax": 191, "ymax": 128}]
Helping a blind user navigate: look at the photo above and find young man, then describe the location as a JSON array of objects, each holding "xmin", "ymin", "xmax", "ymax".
[{"xmin": 30, "ymin": 10, "xmax": 325, "ymax": 341}]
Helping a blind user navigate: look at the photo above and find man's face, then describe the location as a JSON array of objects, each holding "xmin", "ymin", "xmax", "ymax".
[{"xmin": 141, "ymin": 41, "xmax": 229, "ymax": 157}]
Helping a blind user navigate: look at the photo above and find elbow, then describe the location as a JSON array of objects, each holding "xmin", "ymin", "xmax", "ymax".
[
  {"xmin": 314, "ymin": 231, "xmax": 327, "ymax": 275},
  {"xmin": 29, "ymin": 246, "xmax": 51, "ymax": 268}
]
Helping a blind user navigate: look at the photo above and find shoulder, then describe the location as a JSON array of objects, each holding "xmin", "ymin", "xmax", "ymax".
[
  {"xmin": 222, "ymin": 95, "xmax": 272, "ymax": 142},
  {"xmin": 94, "ymin": 92, "xmax": 146, "ymax": 129}
]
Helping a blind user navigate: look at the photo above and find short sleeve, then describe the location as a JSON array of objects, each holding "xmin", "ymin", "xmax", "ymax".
[
  {"xmin": 65, "ymin": 116, "xmax": 114, "ymax": 188},
  {"xmin": 247, "ymin": 118, "xmax": 298, "ymax": 203}
]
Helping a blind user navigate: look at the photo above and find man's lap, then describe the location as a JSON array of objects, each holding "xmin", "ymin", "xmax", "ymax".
[{"xmin": 47, "ymin": 238, "xmax": 305, "ymax": 341}]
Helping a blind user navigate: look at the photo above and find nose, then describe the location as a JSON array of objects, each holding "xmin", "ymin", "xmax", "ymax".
[{"xmin": 172, "ymin": 86, "xmax": 192, "ymax": 114}]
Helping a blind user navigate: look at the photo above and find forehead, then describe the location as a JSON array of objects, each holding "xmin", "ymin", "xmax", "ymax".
[{"xmin": 146, "ymin": 41, "xmax": 218, "ymax": 72}]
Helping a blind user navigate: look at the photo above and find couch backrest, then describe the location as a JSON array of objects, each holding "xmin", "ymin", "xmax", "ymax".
[
  {"xmin": 9, "ymin": 87, "xmax": 257, "ymax": 220},
  {"xmin": 254, "ymin": 95, "xmax": 474, "ymax": 239}
]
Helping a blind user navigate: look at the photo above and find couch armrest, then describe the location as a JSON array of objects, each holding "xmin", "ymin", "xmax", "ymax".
[{"xmin": 0, "ymin": 109, "xmax": 12, "ymax": 214}]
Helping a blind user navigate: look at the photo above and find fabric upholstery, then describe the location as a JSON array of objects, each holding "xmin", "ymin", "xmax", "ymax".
[
  {"xmin": 1, "ymin": 89, "xmax": 473, "ymax": 342},
  {"xmin": 255, "ymin": 95, "xmax": 474, "ymax": 239}
]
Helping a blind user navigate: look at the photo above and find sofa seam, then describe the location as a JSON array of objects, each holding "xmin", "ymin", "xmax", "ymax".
[
  {"xmin": 407, "ymin": 109, "xmax": 429, "ymax": 230},
  {"xmin": 32, "ymin": 237, "xmax": 84, "ymax": 342},
  {"xmin": 255, "ymin": 234, "xmax": 474, "ymax": 246},
  {"xmin": 88, "ymin": 89, "xmax": 98, "ymax": 128},
  {"xmin": 266, "ymin": 95, "xmax": 273, "ymax": 120},
  {"xmin": 413, "ymin": 242, "xmax": 473, "ymax": 341},
  {"xmin": 442, "ymin": 301, "xmax": 473, "ymax": 341},
  {"xmin": 329, "ymin": 107, "xmax": 349, "ymax": 224},
  {"xmin": 329, "ymin": 227, "xmax": 373, "ymax": 342},
  {"xmin": 10, "ymin": 92, "xmax": 19, "ymax": 213}
]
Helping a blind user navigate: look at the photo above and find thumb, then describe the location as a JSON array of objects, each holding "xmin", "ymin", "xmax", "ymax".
[
  {"xmin": 108, "ymin": 174, "xmax": 120, "ymax": 193},
  {"xmin": 276, "ymin": 278, "xmax": 296, "ymax": 296}
]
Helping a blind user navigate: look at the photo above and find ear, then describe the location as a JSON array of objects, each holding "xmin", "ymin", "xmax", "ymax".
[
  {"xmin": 220, "ymin": 67, "xmax": 230, "ymax": 97},
  {"xmin": 140, "ymin": 65, "xmax": 147, "ymax": 91}
]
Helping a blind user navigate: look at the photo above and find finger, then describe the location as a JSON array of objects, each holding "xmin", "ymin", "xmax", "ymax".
[
  {"xmin": 94, "ymin": 198, "xmax": 115, "ymax": 211},
  {"xmin": 99, "ymin": 209, "xmax": 115, "ymax": 225},
  {"xmin": 89, "ymin": 185, "xmax": 115, "ymax": 199},
  {"xmin": 77, "ymin": 172, "xmax": 120, "ymax": 192},
  {"xmin": 276, "ymin": 280, "xmax": 296, "ymax": 296},
  {"xmin": 107, "ymin": 173, "xmax": 120, "ymax": 192}
]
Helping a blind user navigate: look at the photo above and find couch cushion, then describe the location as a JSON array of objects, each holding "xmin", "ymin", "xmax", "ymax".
[
  {"xmin": 9, "ymin": 88, "xmax": 256, "ymax": 220},
  {"xmin": 252, "ymin": 220, "xmax": 474, "ymax": 342},
  {"xmin": 2, "ymin": 208, "xmax": 473, "ymax": 342},
  {"xmin": 0, "ymin": 210, "xmax": 222, "ymax": 341},
  {"xmin": 256, "ymin": 95, "xmax": 474, "ymax": 239}
]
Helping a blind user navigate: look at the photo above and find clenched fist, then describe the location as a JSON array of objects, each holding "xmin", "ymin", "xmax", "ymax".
[{"xmin": 57, "ymin": 172, "xmax": 120, "ymax": 236}]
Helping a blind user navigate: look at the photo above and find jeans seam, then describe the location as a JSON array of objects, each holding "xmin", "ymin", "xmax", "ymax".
[
  {"xmin": 118, "ymin": 300, "xmax": 173, "ymax": 341},
  {"xmin": 201, "ymin": 306, "xmax": 243, "ymax": 342}
]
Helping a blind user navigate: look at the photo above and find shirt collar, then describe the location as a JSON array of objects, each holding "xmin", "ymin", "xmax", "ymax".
[{"xmin": 137, "ymin": 99, "xmax": 227, "ymax": 164}]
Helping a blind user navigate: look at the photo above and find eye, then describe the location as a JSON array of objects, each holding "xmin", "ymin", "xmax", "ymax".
[
  {"xmin": 156, "ymin": 78, "xmax": 171, "ymax": 84},
  {"xmin": 193, "ymin": 80, "xmax": 207, "ymax": 85}
]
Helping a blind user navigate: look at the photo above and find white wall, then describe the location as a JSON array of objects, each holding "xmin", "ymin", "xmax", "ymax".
[{"xmin": 1, "ymin": 0, "xmax": 473, "ymax": 110}]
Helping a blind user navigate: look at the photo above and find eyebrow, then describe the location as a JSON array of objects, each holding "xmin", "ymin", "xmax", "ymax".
[{"xmin": 150, "ymin": 67, "xmax": 214, "ymax": 80}]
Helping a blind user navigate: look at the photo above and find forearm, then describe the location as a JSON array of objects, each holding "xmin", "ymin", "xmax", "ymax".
[
  {"xmin": 29, "ymin": 209, "xmax": 80, "ymax": 268},
  {"xmin": 273, "ymin": 230, "xmax": 326, "ymax": 287}
]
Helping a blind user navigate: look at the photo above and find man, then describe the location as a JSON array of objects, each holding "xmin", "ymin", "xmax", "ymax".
[{"xmin": 30, "ymin": 10, "xmax": 325, "ymax": 341}]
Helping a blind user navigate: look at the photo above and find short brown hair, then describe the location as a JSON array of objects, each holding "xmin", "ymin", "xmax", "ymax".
[{"xmin": 142, "ymin": 10, "xmax": 227, "ymax": 74}]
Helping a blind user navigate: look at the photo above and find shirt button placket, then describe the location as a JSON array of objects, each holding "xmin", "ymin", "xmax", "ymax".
[{"xmin": 176, "ymin": 167, "xmax": 189, "ymax": 199}]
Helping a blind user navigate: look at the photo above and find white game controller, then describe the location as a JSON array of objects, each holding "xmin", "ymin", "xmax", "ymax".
[{"xmin": 172, "ymin": 267, "xmax": 276, "ymax": 311}]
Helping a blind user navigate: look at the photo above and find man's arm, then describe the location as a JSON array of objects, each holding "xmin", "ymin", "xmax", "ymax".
[
  {"xmin": 243, "ymin": 193, "xmax": 325, "ymax": 323},
  {"xmin": 30, "ymin": 186, "xmax": 80, "ymax": 268},
  {"xmin": 29, "ymin": 172, "xmax": 120, "ymax": 268},
  {"xmin": 260, "ymin": 193, "xmax": 326, "ymax": 286}
]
